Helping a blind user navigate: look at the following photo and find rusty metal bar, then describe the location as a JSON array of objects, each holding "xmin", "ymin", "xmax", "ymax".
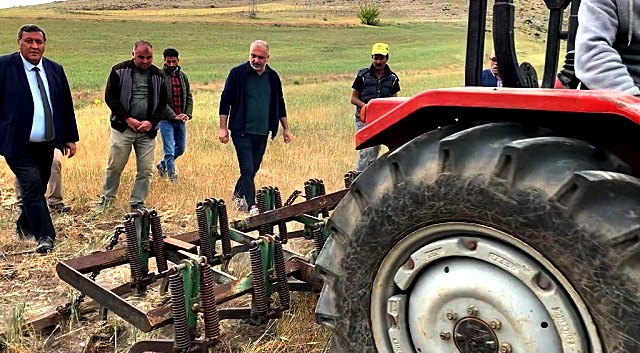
[
  {"xmin": 128, "ymin": 338, "xmax": 174, "ymax": 353},
  {"xmin": 26, "ymin": 282, "xmax": 132, "ymax": 331},
  {"xmin": 286, "ymin": 257, "xmax": 323, "ymax": 291},
  {"xmin": 231, "ymin": 189, "xmax": 347, "ymax": 231},
  {"xmin": 62, "ymin": 231, "xmax": 200, "ymax": 274},
  {"xmin": 55, "ymin": 262, "xmax": 157, "ymax": 332}
]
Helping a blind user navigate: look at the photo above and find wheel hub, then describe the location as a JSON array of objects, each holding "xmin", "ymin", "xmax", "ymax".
[
  {"xmin": 453, "ymin": 317, "xmax": 498, "ymax": 353},
  {"xmin": 371, "ymin": 223, "xmax": 597, "ymax": 353}
]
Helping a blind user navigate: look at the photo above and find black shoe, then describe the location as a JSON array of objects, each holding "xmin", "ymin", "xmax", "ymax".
[
  {"xmin": 130, "ymin": 203, "xmax": 146, "ymax": 211},
  {"xmin": 36, "ymin": 236, "xmax": 54, "ymax": 253},
  {"xmin": 156, "ymin": 163, "xmax": 167, "ymax": 177},
  {"xmin": 16, "ymin": 222, "xmax": 35, "ymax": 241},
  {"xmin": 49, "ymin": 203, "xmax": 72, "ymax": 213}
]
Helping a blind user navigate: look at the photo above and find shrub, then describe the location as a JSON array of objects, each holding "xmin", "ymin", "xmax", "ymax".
[{"xmin": 358, "ymin": 5, "xmax": 380, "ymax": 26}]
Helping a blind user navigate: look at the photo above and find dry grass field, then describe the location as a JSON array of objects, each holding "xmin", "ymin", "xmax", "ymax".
[{"xmin": 0, "ymin": 1, "xmax": 551, "ymax": 352}]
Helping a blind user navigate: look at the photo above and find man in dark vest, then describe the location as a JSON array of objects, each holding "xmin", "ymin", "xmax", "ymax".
[{"xmin": 350, "ymin": 42, "xmax": 400, "ymax": 172}]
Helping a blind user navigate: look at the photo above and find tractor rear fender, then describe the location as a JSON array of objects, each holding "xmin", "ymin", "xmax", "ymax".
[{"xmin": 358, "ymin": 87, "xmax": 640, "ymax": 176}]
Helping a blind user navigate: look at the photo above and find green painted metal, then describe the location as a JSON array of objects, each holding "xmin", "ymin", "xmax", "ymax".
[
  {"xmin": 295, "ymin": 214, "xmax": 324, "ymax": 227},
  {"xmin": 180, "ymin": 259, "xmax": 201, "ymax": 331},
  {"xmin": 259, "ymin": 237, "xmax": 275, "ymax": 296}
]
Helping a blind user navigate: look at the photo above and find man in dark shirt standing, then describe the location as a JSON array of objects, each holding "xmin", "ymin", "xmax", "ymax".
[
  {"xmin": 351, "ymin": 42, "xmax": 400, "ymax": 172},
  {"xmin": 218, "ymin": 40, "xmax": 293, "ymax": 216}
]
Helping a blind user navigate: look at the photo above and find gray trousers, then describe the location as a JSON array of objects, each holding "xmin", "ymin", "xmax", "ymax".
[
  {"xmin": 101, "ymin": 128, "xmax": 156, "ymax": 206},
  {"xmin": 354, "ymin": 119, "xmax": 381, "ymax": 172}
]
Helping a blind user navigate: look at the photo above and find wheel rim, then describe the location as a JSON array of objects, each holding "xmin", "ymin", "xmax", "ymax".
[{"xmin": 371, "ymin": 222, "xmax": 602, "ymax": 353}]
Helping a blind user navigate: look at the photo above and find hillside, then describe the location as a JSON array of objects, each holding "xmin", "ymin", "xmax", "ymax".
[{"xmin": 46, "ymin": 0, "xmax": 551, "ymax": 37}]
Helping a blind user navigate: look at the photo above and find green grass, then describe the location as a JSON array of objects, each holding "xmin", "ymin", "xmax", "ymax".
[{"xmin": 0, "ymin": 17, "xmax": 469, "ymax": 91}]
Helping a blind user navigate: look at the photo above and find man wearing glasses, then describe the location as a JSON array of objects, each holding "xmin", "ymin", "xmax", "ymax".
[{"xmin": 482, "ymin": 50, "xmax": 503, "ymax": 87}]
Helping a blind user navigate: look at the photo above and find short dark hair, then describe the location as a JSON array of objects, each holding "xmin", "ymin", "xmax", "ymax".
[
  {"xmin": 133, "ymin": 40, "xmax": 153, "ymax": 51},
  {"xmin": 17, "ymin": 24, "xmax": 46, "ymax": 42},
  {"xmin": 163, "ymin": 48, "xmax": 179, "ymax": 58}
]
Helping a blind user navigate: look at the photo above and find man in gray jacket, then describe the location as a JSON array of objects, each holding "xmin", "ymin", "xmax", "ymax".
[{"xmin": 575, "ymin": 0, "xmax": 640, "ymax": 95}]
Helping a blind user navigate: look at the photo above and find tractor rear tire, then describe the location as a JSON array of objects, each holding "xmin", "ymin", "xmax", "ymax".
[{"xmin": 315, "ymin": 122, "xmax": 640, "ymax": 353}]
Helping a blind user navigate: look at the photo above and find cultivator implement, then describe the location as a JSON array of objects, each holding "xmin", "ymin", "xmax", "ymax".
[{"xmin": 49, "ymin": 176, "xmax": 355, "ymax": 353}]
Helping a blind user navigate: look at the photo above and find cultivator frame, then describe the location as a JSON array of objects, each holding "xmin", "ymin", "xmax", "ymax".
[
  {"xmin": 29, "ymin": 172, "xmax": 350, "ymax": 353},
  {"xmin": 46, "ymin": 175, "xmax": 357, "ymax": 353}
]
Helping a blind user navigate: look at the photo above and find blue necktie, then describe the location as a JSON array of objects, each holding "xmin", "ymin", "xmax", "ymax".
[{"xmin": 33, "ymin": 67, "xmax": 54, "ymax": 141}]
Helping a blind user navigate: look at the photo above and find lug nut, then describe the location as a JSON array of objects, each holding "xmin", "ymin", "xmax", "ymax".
[
  {"xmin": 490, "ymin": 319, "xmax": 502, "ymax": 330},
  {"xmin": 464, "ymin": 239, "xmax": 478, "ymax": 250},
  {"xmin": 537, "ymin": 276, "xmax": 551, "ymax": 289},
  {"xmin": 405, "ymin": 258, "xmax": 415, "ymax": 270},
  {"xmin": 467, "ymin": 305, "xmax": 478, "ymax": 316},
  {"xmin": 446, "ymin": 311, "xmax": 458, "ymax": 320},
  {"xmin": 439, "ymin": 331, "xmax": 451, "ymax": 340},
  {"xmin": 501, "ymin": 343, "xmax": 513, "ymax": 353}
]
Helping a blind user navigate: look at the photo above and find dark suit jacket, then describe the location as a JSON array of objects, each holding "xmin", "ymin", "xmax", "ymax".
[
  {"xmin": 0, "ymin": 52, "xmax": 79, "ymax": 158},
  {"xmin": 481, "ymin": 69, "xmax": 499, "ymax": 87}
]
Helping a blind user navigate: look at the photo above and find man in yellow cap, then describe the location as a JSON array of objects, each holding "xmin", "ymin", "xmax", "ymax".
[{"xmin": 350, "ymin": 42, "xmax": 400, "ymax": 172}]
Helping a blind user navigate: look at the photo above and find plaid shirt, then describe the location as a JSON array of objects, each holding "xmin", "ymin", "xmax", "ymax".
[{"xmin": 169, "ymin": 71, "xmax": 183, "ymax": 115}]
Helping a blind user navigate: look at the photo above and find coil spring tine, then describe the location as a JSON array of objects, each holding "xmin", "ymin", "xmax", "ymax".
[
  {"xmin": 196, "ymin": 203, "xmax": 214, "ymax": 261},
  {"xmin": 149, "ymin": 211, "xmax": 168, "ymax": 273},
  {"xmin": 304, "ymin": 180, "xmax": 313, "ymax": 199},
  {"xmin": 257, "ymin": 190, "xmax": 268, "ymax": 236},
  {"xmin": 318, "ymin": 181, "xmax": 329, "ymax": 217},
  {"xmin": 304, "ymin": 180, "xmax": 314, "ymax": 215},
  {"xmin": 274, "ymin": 188, "xmax": 288, "ymax": 244},
  {"xmin": 169, "ymin": 271, "xmax": 191, "ymax": 350},
  {"xmin": 124, "ymin": 217, "xmax": 143, "ymax": 281},
  {"xmin": 273, "ymin": 240, "xmax": 290, "ymax": 310},
  {"xmin": 313, "ymin": 224, "xmax": 326, "ymax": 258},
  {"xmin": 199, "ymin": 265, "xmax": 221, "ymax": 340},
  {"xmin": 249, "ymin": 246, "xmax": 269, "ymax": 316},
  {"xmin": 217, "ymin": 200, "xmax": 231, "ymax": 257}
]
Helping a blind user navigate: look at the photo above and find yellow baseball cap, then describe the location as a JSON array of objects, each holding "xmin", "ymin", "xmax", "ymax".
[{"xmin": 371, "ymin": 42, "xmax": 389, "ymax": 56}]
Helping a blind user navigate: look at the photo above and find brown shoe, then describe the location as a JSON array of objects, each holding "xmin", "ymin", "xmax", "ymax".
[{"xmin": 49, "ymin": 203, "xmax": 71, "ymax": 213}]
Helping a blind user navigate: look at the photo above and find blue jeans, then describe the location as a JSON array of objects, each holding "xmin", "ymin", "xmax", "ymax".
[
  {"xmin": 231, "ymin": 132, "xmax": 268, "ymax": 208},
  {"xmin": 158, "ymin": 120, "xmax": 186, "ymax": 177},
  {"xmin": 355, "ymin": 119, "xmax": 381, "ymax": 172}
]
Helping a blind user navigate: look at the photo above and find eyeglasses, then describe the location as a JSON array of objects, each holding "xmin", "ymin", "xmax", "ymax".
[{"xmin": 490, "ymin": 57, "xmax": 498, "ymax": 62}]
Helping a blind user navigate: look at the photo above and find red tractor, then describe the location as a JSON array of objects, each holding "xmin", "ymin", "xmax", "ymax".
[{"xmin": 314, "ymin": 0, "xmax": 640, "ymax": 352}]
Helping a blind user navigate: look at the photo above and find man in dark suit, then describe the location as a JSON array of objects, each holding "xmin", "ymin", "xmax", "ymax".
[{"xmin": 0, "ymin": 24, "xmax": 79, "ymax": 253}]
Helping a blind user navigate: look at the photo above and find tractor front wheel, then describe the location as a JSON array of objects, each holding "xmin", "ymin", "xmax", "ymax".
[{"xmin": 315, "ymin": 122, "xmax": 640, "ymax": 353}]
